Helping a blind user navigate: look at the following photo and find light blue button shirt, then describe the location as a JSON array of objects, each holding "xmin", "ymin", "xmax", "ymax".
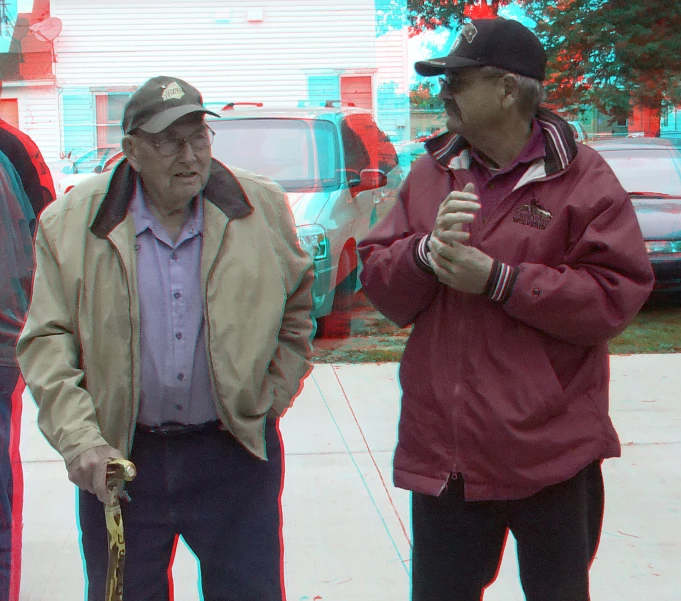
[{"xmin": 130, "ymin": 182, "xmax": 218, "ymax": 426}]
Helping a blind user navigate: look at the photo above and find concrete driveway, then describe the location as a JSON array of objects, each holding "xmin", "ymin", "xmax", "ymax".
[{"xmin": 18, "ymin": 354, "xmax": 681, "ymax": 600}]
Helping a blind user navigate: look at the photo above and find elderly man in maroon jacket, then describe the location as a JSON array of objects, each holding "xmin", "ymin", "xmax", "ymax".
[{"xmin": 358, "ymin": 18, "xmax": 653, "ymax": 601}]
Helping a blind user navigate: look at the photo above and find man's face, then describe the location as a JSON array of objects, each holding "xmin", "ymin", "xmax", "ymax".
[
  {"xmin": 125, "ymin": 113, "xmax": 212, "ymax": 207},
  {"xmin": 438, "ymin": 68, "xmax": 505, "ymax": 136}
]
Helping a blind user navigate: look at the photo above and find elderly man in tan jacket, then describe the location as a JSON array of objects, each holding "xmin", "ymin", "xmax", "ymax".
[{"xmin": 17, "ymin": 76, "xmax": 314, "ymax": 601}]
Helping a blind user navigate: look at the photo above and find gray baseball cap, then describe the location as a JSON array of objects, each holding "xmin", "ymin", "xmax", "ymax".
[{"xmin": 122, "ymin": 76, "xmax": 220, "ymax": 134}]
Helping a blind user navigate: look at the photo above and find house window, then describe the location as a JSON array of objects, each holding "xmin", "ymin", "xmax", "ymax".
[
  {"xmin": 95, "ymin": 93, "xmax": 130, "ymax": 147},
  {"xmin": 0, "ymin": 99, "xmax": 19, "ymax": 128},
  {"xmin": 340, "ymin": 76, "xmax": 373, "ymax": 110},
  {"xmin": 307, "ymin": 75, "xmax": 340, "ymax": 104}
]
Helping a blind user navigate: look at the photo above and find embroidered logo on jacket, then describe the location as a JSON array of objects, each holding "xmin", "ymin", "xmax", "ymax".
[
  {"xmin": 513, "ymin": 200, "xmax": 552, "ymax": 230},
  {"xmin": 161, "ymin": 82, "xmax": 185, "ymax": 102}
]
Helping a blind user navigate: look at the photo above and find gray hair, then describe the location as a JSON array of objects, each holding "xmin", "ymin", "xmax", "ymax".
[{"xmin": 479, "ymin": 65, "xmax": 546, "ymax": 119}]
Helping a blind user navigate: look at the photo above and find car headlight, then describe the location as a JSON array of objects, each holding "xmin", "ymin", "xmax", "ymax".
[
  {"xmin": 645, "ymin": 240, "xmax": 681, "ymax": 256},
  {"xmin": 297, "ymin": 225, "xmax": 329, "ymax": 261}
]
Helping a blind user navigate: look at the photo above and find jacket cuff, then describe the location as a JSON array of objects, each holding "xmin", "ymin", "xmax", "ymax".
[
  {"xmin": 483, "ymin": 260, "xmax": 519, "ymax": 304},
  {"xmin": 413, "ymin": 234, "xmax": 434, "ymax": 274}
]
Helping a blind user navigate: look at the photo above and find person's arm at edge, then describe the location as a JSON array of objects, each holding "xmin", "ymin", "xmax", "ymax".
[
  {"xmin": 261, "ymin": 184, "xmax": 315, "ymax": 417},
  {"xmin": 358, "ymin": 173, "xmax": 440, "ymax": 327}
]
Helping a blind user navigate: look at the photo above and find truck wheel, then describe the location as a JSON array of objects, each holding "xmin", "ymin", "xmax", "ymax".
[{"xmin": 316, "ymin": 247, "xmax": 356, "ymax": 339}]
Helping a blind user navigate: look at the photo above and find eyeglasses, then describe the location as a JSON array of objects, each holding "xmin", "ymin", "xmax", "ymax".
[
  {"xmin": 438, "ymin": 72, "xmax": 502, "ymax": 95},
  {"xmin": 134, "ymin": 125, "xmax": 215, "ymax": 157}
]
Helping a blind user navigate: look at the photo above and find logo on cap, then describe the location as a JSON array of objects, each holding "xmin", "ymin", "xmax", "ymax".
[
  {"xmin": 161, "ymin": 81, "xmax": 185, "ymax": 102},
  {"xmin": 461, "ymin": 22, "xmax": 478, "ymax": 43},
  {"xmin": 450, "ymin": 22, "xmax": 478, "ymax": 54}
]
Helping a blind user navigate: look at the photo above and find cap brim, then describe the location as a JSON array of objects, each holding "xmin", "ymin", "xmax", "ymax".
[
  {"xmin": 137, "ymin": 105, "xmax": 221, "ymax": 134},
  {"xmin": 415, "ymin": 55, "xmax": 485, "ymax": 77}
]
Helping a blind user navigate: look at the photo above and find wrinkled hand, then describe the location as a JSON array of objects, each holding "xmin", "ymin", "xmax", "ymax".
[
  {"xmin": 428, "ymin": 183, "xmax": 494, "ymax": 294},
  {"xmin": 431, "ymin": 183, "xmax": 480, "ymax": 243},
  {"xmin": 67, "ymin": 444, "xmax": 124, "ymax": 503}
]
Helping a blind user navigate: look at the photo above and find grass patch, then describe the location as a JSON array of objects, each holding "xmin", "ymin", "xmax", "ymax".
[
  {"xmin": 609, "ymin": 304, "xmax": 681, "ymax": 354},
  {"xmin": 311, "ymin": 295, "xmax": 680, "ymax": 363}
]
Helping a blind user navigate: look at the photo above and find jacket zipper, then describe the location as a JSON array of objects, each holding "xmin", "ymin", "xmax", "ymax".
[{"xmin": 110, "ymin": 241, "xmax": 138, "ymax": 458}]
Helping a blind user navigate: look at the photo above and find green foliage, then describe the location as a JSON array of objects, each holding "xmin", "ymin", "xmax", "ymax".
[
  {"xmin": 406, "ymin": 0, "xmax": 681, "ymax": 124},
  {"xmin": 525, "ymin": 0, "xmax": 681, "ymax": 121},
  {"xmin": 406, "ymin": 0, "xmax": 510, "ymax": 32},
  {"xmin": 409, "ymin": 81, "xmax": 444, "ymax": 109}
]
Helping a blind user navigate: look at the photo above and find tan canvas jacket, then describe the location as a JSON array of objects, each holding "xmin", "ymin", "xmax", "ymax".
[{"xmin": 17, "ymin": 159, "xmax": 314, "ymax": 466}]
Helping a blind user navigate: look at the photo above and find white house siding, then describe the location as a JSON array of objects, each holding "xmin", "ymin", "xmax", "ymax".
[
  {"xmin": 45, "ymin": 0, "xmax": 409, "ymax": 165},
  {"xmin": 2, "ymin": 81, "xmax": 60, "ymax": 173}
]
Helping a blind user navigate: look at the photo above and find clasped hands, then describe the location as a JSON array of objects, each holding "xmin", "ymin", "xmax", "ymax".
[{"xmin": 427, "ymin": 183, "xmax": 494, "ymax": 294}]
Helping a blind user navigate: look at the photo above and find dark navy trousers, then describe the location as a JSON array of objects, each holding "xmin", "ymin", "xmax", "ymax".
[
  {"xmin": 78, "ymin": 419, "xmax": 284, "ymax": 601},
  {"xmin": 0, "ymin": 366, "xmax": 21, "ymax": 601}
]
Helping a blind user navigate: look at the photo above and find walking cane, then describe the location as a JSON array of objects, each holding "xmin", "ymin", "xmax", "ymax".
[{"xmin": 104, "ymin": 458, "xmax": 137, "ymax": 601}]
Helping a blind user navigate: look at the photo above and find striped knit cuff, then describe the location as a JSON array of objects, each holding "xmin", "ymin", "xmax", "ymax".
[
  {"xmin": 413, "ymin": 234, "xmax": 434, "ymax": 274},
  {"xmin": 483, "ymin": 260, "xmax": 519, "ymax": 304}
]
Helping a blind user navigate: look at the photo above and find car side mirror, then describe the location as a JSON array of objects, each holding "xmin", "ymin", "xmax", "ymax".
[
  {"xmin": 61, "ymin": 165, "xmax": 73, "ymax": 174},
  {"xmin": 359, "ymin": 169, "xmax": 388, "ymax": 190},
  {"xmin": 93, "ymin": 165, "xmax": 103, "ymax": 174},
  {"xmin": 344, "ymin": 169, "xmax": 362, "ymax": 188}
]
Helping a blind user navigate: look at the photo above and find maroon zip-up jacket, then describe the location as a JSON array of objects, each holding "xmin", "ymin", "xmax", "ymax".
[{"xmin": 358, "ymin": 109, "xmax": 654, "ymax": 501}]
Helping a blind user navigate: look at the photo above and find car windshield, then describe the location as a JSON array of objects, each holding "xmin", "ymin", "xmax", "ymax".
[
  {"xmin": 598, "ymin": 148, "xmax": 681, "ymax": 197},
  {"xmin": 210, "ymin": 118, "xmax": 340, "ymax": 192},
  {"xmin": 73, "ymin": 148, "xmax": 116, "ymax": 174}
]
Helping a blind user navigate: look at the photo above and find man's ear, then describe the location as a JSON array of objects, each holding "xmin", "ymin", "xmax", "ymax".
[
  {"xmin": 122, "ymin": 135, "xmax": 141, "ymax": 172},
  {"xmin": 500, "ymin": 74, "xmax": 520, "ymax": 110}
]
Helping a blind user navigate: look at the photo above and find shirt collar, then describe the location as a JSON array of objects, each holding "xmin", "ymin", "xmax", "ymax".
[
  {"xmin": 424, "ymin": 107, "xmax": 577, "ymax": 178},
  {"xmin": 469, "ymin": 119, "xmax": 546, "ymax": 176},
  {"xmin": 130, "ymin": 179, "xmax": 203, "ymax": 239}
]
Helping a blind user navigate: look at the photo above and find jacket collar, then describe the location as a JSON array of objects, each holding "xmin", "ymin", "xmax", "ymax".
[
  {"xmin": 91, "ymin": 158, "xmax": 253, "ymax": 239},
  {"xmin": 424, "ymin": 107, "xmax": 578, "ymax": 178}
]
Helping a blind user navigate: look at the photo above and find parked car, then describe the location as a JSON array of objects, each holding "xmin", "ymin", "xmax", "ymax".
[
  {"xmin": 204, "ymin": 105, "xmax": 403, "ymax": 337},
  {"xmin": 99, "ymin": 106, "xmax": 402, "ymax": 336},
  {"xmin": 568, "ymin": 121, "xmax": 589, "ymax": 143},
  {"xmin": 58, "ymin": 146, "xmax": 121, "ymax": 194},
  {"xmin": 395, "ymin": 139, "xmax": 427, "ymax": 168},
  {"xmin": 395, "ymin": 129, "xmax": 446, "ymax": 169},
  {"xmin": 591, "ymin": 138, "xmax": 681, "ymax": 302}
]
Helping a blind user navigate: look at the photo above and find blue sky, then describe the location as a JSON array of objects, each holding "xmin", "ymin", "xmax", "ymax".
[{"xmin": 0, "ymin": 0, "xmax": 34, "ymax": 53}]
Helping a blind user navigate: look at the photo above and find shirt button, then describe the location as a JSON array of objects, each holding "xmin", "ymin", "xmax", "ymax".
[
  {"xmin": 171, "ymin": 252, "xmax": 178, "ymax": 261},
  {"xmin": 175, "ymin": 332, "xmax": 183, "ymax": 340},
  {"xmin": 174, "ymin": 292, "xmax": 181, "ymax": 299},
  {"xmin": 532, "ymin": 288, "xmax": 541, "ymax": 297},
  {"xmin": 177, "ymin": 373, "xmax": 185, "ymax": 381},
  {"xmin": 175, "ymin": 404, "xmax": 184, "ymax": 411}
]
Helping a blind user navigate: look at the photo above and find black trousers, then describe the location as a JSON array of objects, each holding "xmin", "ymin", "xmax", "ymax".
[
  {"xmin": 411, "ymin": 461, "xmax": 604, "ymax": 601},
  {"xmin": 78, "ymin": 419, "xmax": 284, "ymax": 601}
]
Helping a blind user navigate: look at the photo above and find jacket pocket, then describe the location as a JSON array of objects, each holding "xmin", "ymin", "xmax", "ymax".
[{"xmin": 470, "ymin": 321, "xmax": 566, "ymax": 430}]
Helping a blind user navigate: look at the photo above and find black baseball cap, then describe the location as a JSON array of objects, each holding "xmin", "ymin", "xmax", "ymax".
[
  {"xmin": 122, "ymin": 76, "xmax": 220, "ymax": 134},
  {"xmin": 415, "ymin": 18, "xmax": 547, "ymax": 81}
]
